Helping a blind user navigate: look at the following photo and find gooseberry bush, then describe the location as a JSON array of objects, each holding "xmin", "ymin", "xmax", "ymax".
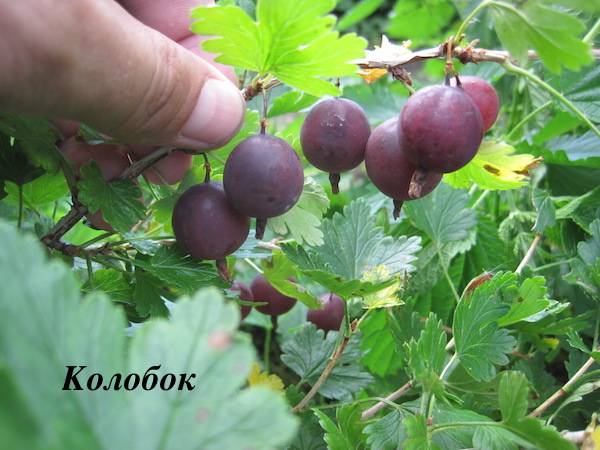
[{"xmin": 1, "ymin": 0, "xmax": 600, "ymax": 448}]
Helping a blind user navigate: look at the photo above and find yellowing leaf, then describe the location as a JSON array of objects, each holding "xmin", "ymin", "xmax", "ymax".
[
  {"xmin": 247, "ymin": 362, "xmax": 285, "ymax": 392},
  {"xmin": 361, "ymin": 265, "xmax": 403, "ymax": 309},
  {"xmin": 444, "ymin": 141, "xmax": 542, "ymax": 191}
]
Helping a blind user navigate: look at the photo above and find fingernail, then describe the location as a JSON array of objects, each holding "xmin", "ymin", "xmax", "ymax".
[{"xmin": 176, "ymin": 78, "xmax": 245, "ymax": 150}]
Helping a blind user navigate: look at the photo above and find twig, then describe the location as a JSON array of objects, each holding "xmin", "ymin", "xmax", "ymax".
[
  {"xmin": 529, "ymin": 354, "xmax": 596, "ymax": 418},
  {"xmin": 515, "ymin": 234, "xmax": 542, "ymax": 275},
  {"xmin": 361, "ymin": 380, "xmax": 414, "ymax": 420},
  {"xmin": 41, "ymin": 146, "xmax": 175, "ymax": 253},
  {"xmin": 292, "ymin": 322, "xmax": 355, "ymax": 413}
]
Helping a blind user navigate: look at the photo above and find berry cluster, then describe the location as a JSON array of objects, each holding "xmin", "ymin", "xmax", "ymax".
[
  {"xmin": 302, "ymin": 75, "xmax": 499, "ymax": 218},
  {"xmin": 233, "ymin": 276, "xmax": 345, "ymax": 332}
]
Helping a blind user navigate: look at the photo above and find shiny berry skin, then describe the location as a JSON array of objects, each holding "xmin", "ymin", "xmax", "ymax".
[
  {"xmin": 223, "ymin": 134, "xmax": 304, "ymax": 219},
  {"xmin": 231, "ymin": 281, "xmax": 254, "ymax": 320},
  {"xmin": 172, "ymin": 182, "xmax": 249, "ymax": 260},
  {"xmin": 365, "ymin": 118, "xmax": 441, "ymax": 204},
  {"xmin": 307, "ymin": 293, "xmax": 345, "ymax": 332},
  {"xmin": 451, "ymin": 76, "xmax": 499, "ymax": 132},
  {"xmin": 399, "ymin": 85, "xmax": 483, "ymax": 173},
  {"xmin": 300, "ymin": 98, "xmax": 370, "ymax": 193},
  {"xmin": 250, "ymin": 275, "xmax": 297, "ymax": 317}
]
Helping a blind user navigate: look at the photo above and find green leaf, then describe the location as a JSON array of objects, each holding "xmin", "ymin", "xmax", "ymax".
[
  {"xmin": 314, "ymin": 404, "xmax": 365, "ymax": 450},
  {"xmin": 280, "ymin": 324, "xmax": 373, "ymax": 400},
  {"xmin": 556, "ymin": 186, "xmax": 600, "ymax": 233},
  {"xmin": 360, "ymin": 310, "xmax": 404, "ymax": 377},
  {"xmin": 404, "ymin": 183, "xmax": 477, "ymax": 245},
  {"xmin": 78, "ymin": 162, "xmax": 145, "ymax": 233},
  {"xmin": 134, "ymin": 245, "xmax": 225, "ymax": 295},
  {"xmin": 82, "ymin": 268, "xmax": 133, "ymax": 303},
  {"xmin": 338, "ymin": 0, "xmax": 386, "ymax": 30},
  {"xmin": 578, "ymin": 219, "xmax": 600, "ymax": 264},
  {"xmin": 405, "ymin": 414, "xmax": 440, "ymax": 450},
  {"xmin": 406, "ymin": 313, "xmax": 448, "ymax": 384},
  {"xmin": 0, "ymin": 114, "xmax": 60, "ymax": 171},
  {"xmin": 453, "ymin": 277, "xmax": 516, "ymax": 381},
  {"xmin": 5, "ymin": 172, "xmax": 68, "ymax": 206},
  {"xmin": 262, "ymin": 251, "xmax": 321, "ymax": 309},
  {"xmin": 191, "ymin": 1, "xmax": 367, "ymax": 96},
  {"xmin": 498, "ymin": 371, "xmax": 529, "ymax": 423},
  {"xmin": 532, "ymin": 189, "xmax": 556, "ymax": 233},
  {"xmin": 472, "ymin": 426, "xmax": 518, "ymax": 450},
  {"xmin": 268, "ymin": 177, "xmax": 330, "ymax": 246},
  {"xmin": 497, "ymin": 276, "xmax": 551, "ymax": 326},
  {"xmin": 490, "ymin": 1, "xmax": 592, "ymax": 72},
  {"xmin": 0, "ymin": 221, "xmax": 298, "ymax": 449},
  {"xmin": 283, "ymin": 199, "xmax": 421, "ymax": 300},
  {"xmin": 548, "ymin": 63, "xmax": 600, "ymax": 124},
  {"xmin": 444, "ymin": 141, "xmax": 540, "ymax": 191},
  {"xmin": 132, "ymin": 272, "xmax": 169, "ymax": 318},
  {"xmin": 0, "ymin": 137, "xmax": 44, "ymax": 196},
  {"xmin": 502, "ymin": 418, "xmax": 575, "ymax": 450},
  {"xmin": 364, "ymin": 410, "xmax": 406, "ymax": 450},
  {"xmin": 387, "ymin": 0, "xmax": 455, "ymax": 46},
  {"xmin": 267, "ymin": 90, "xmax": 318, "ymax": 118}
]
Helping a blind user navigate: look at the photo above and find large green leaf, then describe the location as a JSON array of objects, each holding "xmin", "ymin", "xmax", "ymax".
[
  {"xmin": 498, "ymin": 371, "xmax": 529, "ymax": 423},
  {"xmin": 134, "ymin": 245, "xmax": 225, "ymax": 295},
  {"xmin": 191, "ymin": 0, "xmax": 366, "ymax": 96},
  {"xmin": 453, "ymin": 277, "xmax": 516, "ymax": 381},
  {"xmin": 387, "ymin": 0, "xmax": 455, "ymax": 46},
  {"xmin": 283, "ymin": 199, "xmax": 421, "ymax": 300},
  {"xmin": 490, "ymin": 1, "xmax": 592, "ymax": 72},
  {"xmin": 404, "ymin": 183, "xmax": 477, "ymax": 245},
  {"xmin": 280, "ymin": 324, "xmax": 373, "ymax": 400},
  {"xmin": 0, "ymin": 221, "xmax": 298, "ymax": 449},
  {"xmin": 364, "ymin": 410, "xmax": 406, "ymax": 450},
  {"xmin": 406, "ymin": 314, "xmax": 448, "ymax": 386}
]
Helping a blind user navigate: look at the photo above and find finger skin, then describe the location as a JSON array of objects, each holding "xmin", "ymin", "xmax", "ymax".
[{"xmin": 0, "ymin": 0, "xmax": 244, "ymax": 150}]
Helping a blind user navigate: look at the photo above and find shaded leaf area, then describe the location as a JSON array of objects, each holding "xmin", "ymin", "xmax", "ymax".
[
  {"xmin": 284, "ymin": 199, "xmax": 421, "ymax": 300},
  {"xmin": 281, "ymin": 323, "xmax": 373, "ymax": 400},
  {"xmin": 0, "ymin": 221, "xmax": 298, "ymax": 450},
  {"xmin": 78, "ymin": 163, "xmax": 145, "ymax": 233}
]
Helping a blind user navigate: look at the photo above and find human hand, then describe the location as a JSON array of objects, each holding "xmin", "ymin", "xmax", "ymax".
[{"xmin": 0, "ymin": 0, "xmax": 245, "ymax": 150}]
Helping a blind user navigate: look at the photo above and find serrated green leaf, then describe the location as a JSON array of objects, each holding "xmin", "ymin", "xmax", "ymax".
[
  {"xmin": 132, "ymin": 272, "xmax": 169, "ymax": 318},
  {"xmin": 268, "ymin": 177, "xmax": 329, "ymax": 246},
  {"xmin": 134, "ymin": 245, "xmax": 225, "ymax": 295},
  {"xmin": 82, "ymin": 268, "xmax": 133, "ymax": 303},
  {"xmin": 191, "ymin": 1, "xmax": 366, "ymax": 96},
  {"xmin": 556, "ymin": 186, "xmax": 600, "ymax": 233},
  {"xmin": 364, "ymin": 410, "xmax": 406, "ymax": 450},
  {"xmin": 0, "ymin": 221, "xmax": 298, "ymax": 449},
  {"xmin": 5, "ymin": 172, "xmax": 68, "ymax": 207},
  {"xmin": 78, "ymin": 163, "xmax": 145, "ymax": 233},
  {"xmin": 472, "ymin": 426, "xmax": 518, "ymax": 450},
  {"xmin": 453, "ymin": 277, "xmax": 516, "ymax": 381},
  {"xmin": 314, "ymin": 404, "xmax": 365, "ymax": 450},
  {"xmin": 498, "ymin": 371, "xmax": 529, "ymax": 423},
  {"xmin": 343, "ymin": 80, "xmax": 407, "ymax": 126},
  {"xmin": 262, "ymin": 251, "xmax": 321, "ymax": 309},
  {"xmin": 280, "ymin": 324, "xmax": 373, "ymax": 400},
  {"xmin": 406, "ymin": 313, "xmax": 448, "ymax": 384},
  {"xmin": 405, "ymin": 183, "xmax": 477, "ymax": 245},
  {"xmin": 283, "ymin": 199, "xmax": 421, "ymax": 300},
  {"xmin": 490, "ymin": 1, "xmax": 592, "ymax": 73},
  {"xmin": 444, "ymin": 141, "xmax": 540, "ymax": 191}
]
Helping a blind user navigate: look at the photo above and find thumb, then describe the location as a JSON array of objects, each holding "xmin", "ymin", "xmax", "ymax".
[{"xmin": 0, "ymin": 0, "xmax": 245, "ymax": 150}]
